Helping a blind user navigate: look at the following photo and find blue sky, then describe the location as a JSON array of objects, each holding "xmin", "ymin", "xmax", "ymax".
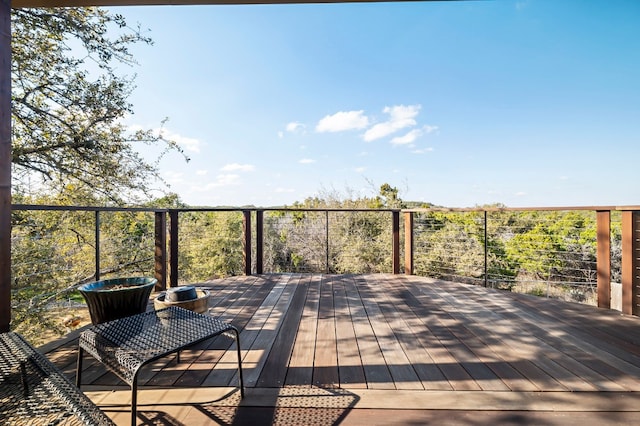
[{"xmin": 112, "ymin": 0, "xmax": 639, "ymax": 208}]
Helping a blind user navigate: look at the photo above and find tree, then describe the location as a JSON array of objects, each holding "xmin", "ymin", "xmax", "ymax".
[{"xmin": 11, "ymin": 7, "xmax": 185, "ymax": 203}]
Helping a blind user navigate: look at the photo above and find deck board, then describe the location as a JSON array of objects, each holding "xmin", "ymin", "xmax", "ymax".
[
  {"xmin": 285, "ymin": 275, "xmax": 321, "ymax": 386},
  {"xmin": 46, "ymin": 273, "xmax": 640, "ymax": 425}
]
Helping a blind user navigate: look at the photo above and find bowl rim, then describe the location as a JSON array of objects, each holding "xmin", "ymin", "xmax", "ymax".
[
  {"xmin": 154, "ymin": 288, "xmax": 210, "ymax": 304},
  {"xmin": 78, "ymin": 277, "xmax": 157, "ymax": 292}
]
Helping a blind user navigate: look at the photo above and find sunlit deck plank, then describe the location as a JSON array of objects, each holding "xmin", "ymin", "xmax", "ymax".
[
  {"xmin": 343, "ymin": 275, "xmax": 394, "ymax": 389},
  {"xmin": 313, "ymin": 274, "xmax": 340, "ymax": 387},
  {"xmin": 257, "ymin": 274, "xmax": 309, "ymax": 387},
  {"xmin": 333, "ymin": 275, "xmax": 367, "ymax": 388},
  {"xmin": 355, "ymin": 275, "xmax": 423, "ymax": 390},
  {"xmin": 285, "ymin": 275, "xmax": 321, "ymax": 386}
]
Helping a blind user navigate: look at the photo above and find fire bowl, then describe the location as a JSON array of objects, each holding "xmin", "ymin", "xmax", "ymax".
[{"xmin": 153, "ymin": 288, "xmax": 210, "ymax": 314}]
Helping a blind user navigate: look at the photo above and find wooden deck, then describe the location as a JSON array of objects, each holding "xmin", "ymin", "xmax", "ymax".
[{"xmin": 43, "ymin": 274, "xmax": 640, "ymax": 425}]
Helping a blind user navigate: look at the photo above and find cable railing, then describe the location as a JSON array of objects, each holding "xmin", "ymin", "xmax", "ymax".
[
  {"xmin": 7, "ymin": 204, "xmax": 640, "ymax": 340},
  {"xmin": 409, "ymin": 209, "xmax": 602, "ymax": 305}
]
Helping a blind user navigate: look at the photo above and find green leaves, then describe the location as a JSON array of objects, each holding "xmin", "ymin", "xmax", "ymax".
[{"xmin": 11, "ymin": 8, "xmax": 180, "ymax": 204}]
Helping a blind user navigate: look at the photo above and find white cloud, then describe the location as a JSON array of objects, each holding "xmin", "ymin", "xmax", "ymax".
[
  {"xmin": 164, "ymin": 171, "xmax": 185, "ymax": 184},
  {"xmin": 221, "ymin": 163, "xmax": 255, "ymax": 172},
  {"xmin": 286, "ymin": 122, "xmax": 306, "ymax": 133},
  {"xmin": 355, "ymin": 167, "xmax": 366, "ymax": 173},
  {"xmin": 391, "ymin": 129, "xmax": 422, "ymax": 146},
  {"xmin": 196, "ymin": 170, "xmax": 208, "ymax": 176},
  {"xmin": 156, "ymin": 128, "xmax": 202, "ymax": 153},
  {"xmin": 515, "ymin": 191, "xmax": 527, "ymax": 196},
  {"xmin": 278, "ymin": 131, "xmax": 284, "ymax": 139},
  {"xmin": 275, "ymin": 187, "xmax": 295, "ymax": 193},
  {"xmin": 316, "ymin": 110, "xmax": 369, "ymax": 133},
  {"xmin": 192, "ymin": 174, "xmax": 241, "ymax": 191},
  {"xmin": 391, "ymin": 124, "xmax": 439, "ymax": 146},
  {"xmin": 411, "ymin": 147, "xmax": 434, "ymax": 154},
  {"xmin": 423, "ymin": 124, "xmax": 439, "ymax": 134},
  {"xmin": 299, "ymin": 158, "xmax": 316, "ymax": 164},
  {"xmin": 363, "ymin": 104, "xmax": 421, "ymax": 142}
]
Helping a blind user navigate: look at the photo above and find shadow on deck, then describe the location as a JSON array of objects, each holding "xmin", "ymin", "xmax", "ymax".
[{"xmin": 42, "ymin": 274, "xmax": 640, "ymax": 425}]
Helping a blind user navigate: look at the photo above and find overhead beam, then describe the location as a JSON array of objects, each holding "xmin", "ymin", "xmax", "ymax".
[{"xmin": 13, "ymin": 0, "xmax": 436, "ymax": 8}]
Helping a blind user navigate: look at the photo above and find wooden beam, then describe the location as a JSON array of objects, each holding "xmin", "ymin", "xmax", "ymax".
[
  {"xmin": 621, "ymin": 211, "xmax": 640, "ymax": 316},
  {"xmin": 12, "ymin": 0, "xmax": 433, "ymax": 9},
  {"xmin": 256, "ymin": 210, "xmax": 263, "ymax": 275},
  {"xmin": 243, "ymin": 210, "xmax": 252, "ymax": 276},
  {"xmin": 392, "ymin": 211, "xmax": 400, "ymax": 274},
  {"xmin": 596, "ymin": 211, "xmax": 611, "ymax": 309},
  {"xmin": 169, "ymin": 210, "xmax": 178, "ymax": 288},
  {"xmin": 154, "ymin": 211, "xmax": 167, "ymax": 291},
  {"xmin": 0, "ymin": 0, "xmax": 11, "ymax": 333},
  {"xmin": 404, "ymin": 212, "xmax": 413, "ymax": 275}
]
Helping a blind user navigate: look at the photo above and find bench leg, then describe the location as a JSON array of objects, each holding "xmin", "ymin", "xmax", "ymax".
[
  {"xmin": 76, "ymin": 347, "xmax": 84, "ymax": 388},
  {"xmin": 231, "ymin": 327, "xmax": 245, "ymax": 398},
  {"xmin": 131, "ymin": 374, "xmax": 139, "ymax": 426}
]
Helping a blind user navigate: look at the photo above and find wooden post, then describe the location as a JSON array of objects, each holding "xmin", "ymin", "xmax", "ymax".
[
  {"xmin": 404, "ymin": 212, "xmax": 414, "ymax": 275},
  {"xmin": 95, "ymin": 211, "xmax": 100, "ymax": 281},
  {"xmin": 596, "ymin": 210, "xmax": 611, "ymax": 309},
  {"xmin": 154, "ymin": 211, "xmax": 167, "ymax": 291},
  {"xmin": 0, "ymin": 0, "xmax": 11, "ymax": 332},
  {"xmin": 169, "ymin": 210, "xmax": 178, "ymax": 288},
  {"xmin": 243, "ymin": 210, "xmax": 252, "ymax": 276},
  {"xmin": 621, "ymin": 211, "xmax": 640, "ymax": 316},
  {"xmin": 484, "ymin": 211, "xmax": 488, "ymax": 288},
  {"xmin": 392, "ymin": 210, "xmax": 400, "ymax": 274},
  {"xmin": 256, "ymin": 210, "xmax": 263, "ymax": 274}
]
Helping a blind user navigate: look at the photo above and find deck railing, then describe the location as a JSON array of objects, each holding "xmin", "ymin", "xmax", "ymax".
[{"xmin": 5, "ymin": 204, "xmax": 640, "ymax": 334}]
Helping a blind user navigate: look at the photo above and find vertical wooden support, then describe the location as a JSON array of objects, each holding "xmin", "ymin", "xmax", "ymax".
[
  {"xmin": 154, "ymin": 211, "xmax": 167, "ymax": 291},
  {"xmin": 325, "ymin": 210, "xmax": 330, "ymax": 273},
  {"xmin": 95, "ymin": 211, "xmax": 100, "ymax": 281},
  {"xmin": 243, "ymin": 210, "xmax": 252, "ymax": 276},
  {"xmin": 404, "ymin": 212, "xmax": 414, "ymax": 275},
  {"xmin": 392, "ymin": 210, "xmax": 400, "ymax": 274},
  {"xmin": 483, "ymin": 211, "xmax": 488, "ymax": 288},
  {"xmin": 596, "ymin": 210, "xmax": 611, "ymax": 309},
  {"xmin": 0, "ymin": 0, "xmax": 12, "ymax": 332},
  {"xmin": 169, "ymin": 210, "xmax": 179, "ymax": 288},
  {"xmin": 255, "ymin": 210, "xmax": 263, "ymax": 275},
  {"xmin": 621, "ymin": 211, "xmax": 640, "ymax": 316}
]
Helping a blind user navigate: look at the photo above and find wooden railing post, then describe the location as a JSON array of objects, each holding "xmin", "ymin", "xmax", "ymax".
[
  {"xmin": 596, "ymin": 210, "xmax": 611, "ymax": 309},
  {"xmin": 0, "ymin": 0, "xmax": 11, "ymax": 332},
  {"xmin": 621, "ymin": 211, "xmax": 640, "ymax": 316},
  {"xmin": 256, "ymin": 210, "xmax": 263, "ymax": 274},
  {"xmin": 484, "ymin": 211, "xmax": 488, "ymax": 288},
  {"xmin": 243, "ymin": 210, "xmax": 252, "ymax": 276},
  {"xmin": 392, "ymin": 210, "xmax": 400, "ymax": 274},
  {"xmin": 154, "ymin": 211, "xmax": 167, "ymax": 291},
  {"xmin": 95, "ymin": 211, "xmax": 100, "ymax": 281},
  {"xmin": 404, "ymin": 211, "xmax": 414, "ymax": 275},
  {"xmin": 169, "ymin": 210, "xmax": 179, "ymax": 288},
  {"xmin": 325, "ymin": 210, "xmax": 330, "ymax": 273}
]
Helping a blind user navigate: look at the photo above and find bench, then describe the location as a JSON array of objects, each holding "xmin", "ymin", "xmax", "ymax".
[
  {"xmin": 77, "ymin": 306, "xmax": 244, "ymax": 426},
  {"xmin": 0, "ymin": 331, "xmax": 114, "ymax": 425}
]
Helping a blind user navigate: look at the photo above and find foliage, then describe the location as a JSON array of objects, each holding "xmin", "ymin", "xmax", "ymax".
[
  {"xmin": 177, "ymin": 211, "xmax": 244, "ymax": 282},
  {"xmin": 11, "ymin": 7, "xmax": 185, "ymax": 203},
  {"xmin": 262, "ymin": 184, "xmax": 401, "ymax": 273}
]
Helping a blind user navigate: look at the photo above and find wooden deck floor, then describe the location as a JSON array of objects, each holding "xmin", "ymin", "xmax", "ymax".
[{"xmin": 43, "ymin": 274, "xmax": 640, "ymax": 425}]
